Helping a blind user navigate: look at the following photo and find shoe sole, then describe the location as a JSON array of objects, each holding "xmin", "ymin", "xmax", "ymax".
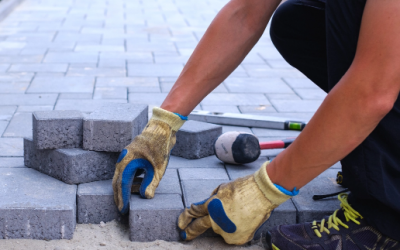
[{"xmin": 265, "ymin": 231, "xmax": 280, "ymax": 250}]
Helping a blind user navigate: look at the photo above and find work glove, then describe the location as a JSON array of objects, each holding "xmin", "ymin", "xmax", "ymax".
[
  {"xmin": 112, "ymin": 107, "xmax": 187, "ymax": 214},
  {"xmin": 178, "ymin": 161, "xmax": 299, "ymax": 245}
]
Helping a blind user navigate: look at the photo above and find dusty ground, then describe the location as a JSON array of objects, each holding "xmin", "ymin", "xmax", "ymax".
[{"xmin": 0, "ymin": 221, "xmax": 264, "ymax": 250}]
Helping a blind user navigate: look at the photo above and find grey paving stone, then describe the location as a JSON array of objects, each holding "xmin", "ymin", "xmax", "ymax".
[
  {"xmin": 24, "ymin": 138, "xmax": 119, "ymax": 184},
  {"xmin": 83, "ymin": 104, "xmax": 148, "ymax": 152},
  {"xmin": 265, "ymin": 93, "xmax": 302, "ymax": 100},
  {"xmin": 0, "ymin": 157, "xmax": 24, "ymax": 168},
  {"xmin": 283, "ymin": 77, "xmax": 318, "ymax": 89},
  {"xmin": 181, "ymin": 179, "xmax": 229, "ymax": 208},
  {"xmin": 16, "ymin": 105, "xmax": 53, "ymax": 113},
  {"xmin": 0, "ymin": 138, "xmax": 23, "ymax": 156},
  {"xmin": 0, "ymin": 168, "xmax": 76, "ymax": 240},
  {"xmin": 270, "ymin": 100, "xmax": 323, "ymax": 113},
  {"xmin": 28, "ymin": 76, "xmax": 94, "ymax": 93},
  {"xmin": 224, "ymin": 77, "xmax": 293, "ymax": 94},
  {"xmin": 3, "ymin": 112, "xmax": 32, "ymax": 138},
  {"xmin": 226, "ymin": 157, "xmax": 269, "ymax": 180},
  {"xmin": 266, "ymin": 59, "xmax": 293, "ymax": 69},
  {"xmin": 0, "ymin": 105, "xmax": 16, "ymax": 120},
  {"xmin": 201, "ymin": 93, "xmax": 270, "ymax": 106},
  {"xmin": 58, "ymin": 93, "xmax": 93, "ymax": 99},
  {"xmin": 9, "ymin": 63, "xmax": 68, "ymax": 73},
  {"xmin": 171, "ymin": 121, "xmax": 222, "ymax": 159},
  {"xmin": 0, "ymin": 55, "xmax": 43, "ymax": 63},
  {"xmin": 294, "ymin": 88, "xmax": 327, "ymax": 100},
  {"xmin": 67, "ymin": 66, "xmax": 126, "ymax": 77},
  {"xmin": 292, "ymin": 169, "xmax": 346, "ymax": 223},
  {"xmin": 75, "ymin": 44, "xmax": 125, "ymax": 52},
  {"xmin": 43, "ymin": 52, "xmax": 99, "ymax": 63},
  {"xmin": 331, "ymin": 161, "xmax": 341, "ymax": 169},
  {"xmin": 0, "ymin": 64, "xmax": 9, "ymax": 72},
  {"xmin": 0, "ymin": 120, "xmax": 7, "ymax": 135},
  {"xmin": 33, "ymin": 110, "xmax": 83, "ymax": 149},
  {"xmin": 242, "ymin": 66, "xmax": 302, "ymax": 78},
  {"xmin": 98, "ymin": 59, "xmax": 126, "ymax": 68},
  {"xmin": 156, "ymin": 169, "xmax": 182, "ymax": 195},
  {"xmin": 96, "ymin": 77, "xmax": 159, "ymax": 87},
  {"xmin": 93, "ymin": 87, "xmax": 127, "ymax": 99},
  {"xmin": 77, "ymin": 179, "xmax": 122, "ymax": 224},
  {"xmin": 55, "ymin": 99, "xmax": 127, "ymax": 113},
  {"xmin": 0, "ymin": 73, "xmax": 34, "ymax": 83},
  {"xmin": 221, "ymin": 125, "xmax": 253, "ymax": 134},
  {"xmin": 128, "ymin": 93, "xmax": 167, "ymax": 106},
  {"xmin": 19, "ymin": 48, "xmax": 47, "ymax": 56},
  {"xmin": 99, "ymin": 52, "xmax": 153, "ymax": 64},
  {"xmin": 239, "ymin": 105, "xmax": 277, "ymax": 113},
  {"xmin": 128, "ymin": 63, "xmax": 184, "ymax": 77},
  {"xmin": 201, "ymin": 105, "xmax": 240, "ymax": 113},
  {"xmin": 178, "ymin": 168, "xmax": 229, "ymax": 181},
  {"xmin": 0, "ymin": 82, "xmax": 29, "ymax": 93},
  {"xmin": 129, "ymin": 194, "xmax": 184, "ymax": 242},
  {"xmin": 168, "ymin": 155, "xmax": 225, "ymax": 169},
  {"xmin": 0, "ymin": 94, "xmax": 57, "ymax": 106}
]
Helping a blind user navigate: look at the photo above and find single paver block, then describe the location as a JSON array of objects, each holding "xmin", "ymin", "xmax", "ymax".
[
  {"xmin": 178, "ymin": 168, "xmax": 229, "ymax": 181},
  {"xmin": 77, "ymin": 180, "xmax": 122, "ymax": 224},
  {"xmin": 24, "ymin": 138, "xmax": 119, "ymax": 184},
  {"xmin": 168, "ymin": 155, "xmax": 225, "ymax": 169},
  {"xmin": 292, "ymin": 169, "xmax": 345, "ymax": 223},
  {"xmin": 76, "ymin": 169, "xmax": 181, "ymax": 224},
  {"xmin": 171, "ymin": 120, "xmax": 222, "ymax": 159},
  {"xmin": 33, "ymin": 110, "xmax": 84, "ymax": 149},
  {"xmin": 225, "ymin": 157, "xmax": 269, "ymax": 180},
  {"xmin": 0, "ymin": 157, "xmax": 25, "ymax": 168},
  {"xmin": 0, "ymin": 168, "xmax": 76, "ymax": 240},
  {"xmin": 181, "ymin": 179, "xmax": 228, "ymax": 208},
  {"xmin": 83, "ymin": 104, "xmax": 148, "ymax": 152},
  {"xmin": 129, "ymin": 194, "xmax": 184, "ymax": 242},
  {"xmin": 156, "ymin": 169, "xmax": 182, "ymax": 195}
]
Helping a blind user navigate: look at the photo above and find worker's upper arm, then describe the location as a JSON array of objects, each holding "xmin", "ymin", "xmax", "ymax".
[{"xmin": 352, "ymin": 0, "xmax": 400, "ymax": 99}]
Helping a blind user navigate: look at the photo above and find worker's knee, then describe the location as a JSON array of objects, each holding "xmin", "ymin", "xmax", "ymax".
[{"xmin": 269, "ymin": 1, "xmax": 300, "ymax": 62}]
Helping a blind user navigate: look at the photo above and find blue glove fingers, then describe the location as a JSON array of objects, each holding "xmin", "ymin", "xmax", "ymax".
[
  {"xmin": 138, "ymin": 160, "xmax": 155, "ymax": 198},
  {"xmin": 208, "ymin": 199, "xmax": 237, "ymax": 234},
  {"xmin": 120, "ymin": 158, "xmax": 154, "ymax": 214}
]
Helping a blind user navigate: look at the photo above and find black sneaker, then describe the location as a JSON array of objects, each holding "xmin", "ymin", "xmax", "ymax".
[{"xmin": 266, "ymin": 193, "xmax": 400, "ymax": 250}]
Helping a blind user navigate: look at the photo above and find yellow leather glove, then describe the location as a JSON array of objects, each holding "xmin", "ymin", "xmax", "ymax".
[
  {"xmin": 112, "ymin": 107, "xmax": 186, "ymax": 214},
  {"xmin": 178, "ymin": 161, "xmax": 299, "ymax": 245}
]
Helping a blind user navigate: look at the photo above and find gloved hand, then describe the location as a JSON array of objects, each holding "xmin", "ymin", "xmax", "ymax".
[
  {"xmin": 178, "ymin": 161, "xmax": 299, "ymax": 245},
  {"xmin": 112, "ymin": 107, "xmax": 186, "ymax": 214}
]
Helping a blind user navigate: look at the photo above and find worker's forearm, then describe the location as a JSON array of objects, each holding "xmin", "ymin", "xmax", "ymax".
[
  {"xmin": 161, "ymin": 0, "xmax": 281, "ymax": 116},
  {"xmin": 267, "ymin": 67, "xmax": 393, "ymax": 190}
]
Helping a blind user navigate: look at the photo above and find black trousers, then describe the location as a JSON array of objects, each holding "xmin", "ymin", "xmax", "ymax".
[{"xmin": 270, "ymin": 0, "xmax": 400, "ymax": 241}]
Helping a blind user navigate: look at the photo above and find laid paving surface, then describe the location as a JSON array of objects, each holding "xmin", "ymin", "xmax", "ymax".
[{"xmin": 0, "ymin": 0, "xmax": 342, "ymax": 246}]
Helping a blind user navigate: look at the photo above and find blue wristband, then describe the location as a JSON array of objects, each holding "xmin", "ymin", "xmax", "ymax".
[
  {"xmin": 174, "ymin": 112, "xmax": 188, "ymax": 121},
  {"xmin": 274, "ymin": 184, "xmax": 300, "ymax": 196}
]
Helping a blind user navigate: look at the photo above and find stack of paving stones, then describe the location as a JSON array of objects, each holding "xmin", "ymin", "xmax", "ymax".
[{"xmin": 2, "ymin": 105, "xmax": 344, "ymax": 243}]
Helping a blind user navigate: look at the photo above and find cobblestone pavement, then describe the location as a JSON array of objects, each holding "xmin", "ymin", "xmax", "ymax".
[
  {"xmin": 0, "ymin": 0, "xmax": 333, "ymax": 246},
  {"xmin": 0, "ymin": 0, "xmax": 327, "ymax": 160}
]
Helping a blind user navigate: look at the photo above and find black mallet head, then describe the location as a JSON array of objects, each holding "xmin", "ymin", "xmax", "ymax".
[{"xmin": 214, "ymin": 131, "xmax": 261, "ymax": 165}]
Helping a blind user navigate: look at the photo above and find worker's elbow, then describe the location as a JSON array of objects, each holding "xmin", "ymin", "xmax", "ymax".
[
  {"xmin": 364, "ymin": 91, "xmax": 396, "ymax": 119},
  {"xmin": 232, "ymin": 0, "xmax": 273, "ymax": 32}
]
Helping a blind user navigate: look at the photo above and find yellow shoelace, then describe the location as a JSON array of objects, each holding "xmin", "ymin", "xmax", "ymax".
[{"xmin": 311, "ymin": 193, "xmax": 363, "ymax": 238}]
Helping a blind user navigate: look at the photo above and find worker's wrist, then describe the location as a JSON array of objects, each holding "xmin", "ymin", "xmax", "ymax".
[{"xmin": 151, "ymin": 107, "xmax": 187, "ymax": 131}]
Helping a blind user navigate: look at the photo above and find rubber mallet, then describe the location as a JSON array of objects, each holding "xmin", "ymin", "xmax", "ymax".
[{"xmin": 214, "ymin": 131, "xmax": 295, "ymax": 164}]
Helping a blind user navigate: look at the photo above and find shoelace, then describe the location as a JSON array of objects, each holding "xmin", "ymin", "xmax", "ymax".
[{"xmin": 311, "ymin": 193, "xmax": 363, "ymax": 238}]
